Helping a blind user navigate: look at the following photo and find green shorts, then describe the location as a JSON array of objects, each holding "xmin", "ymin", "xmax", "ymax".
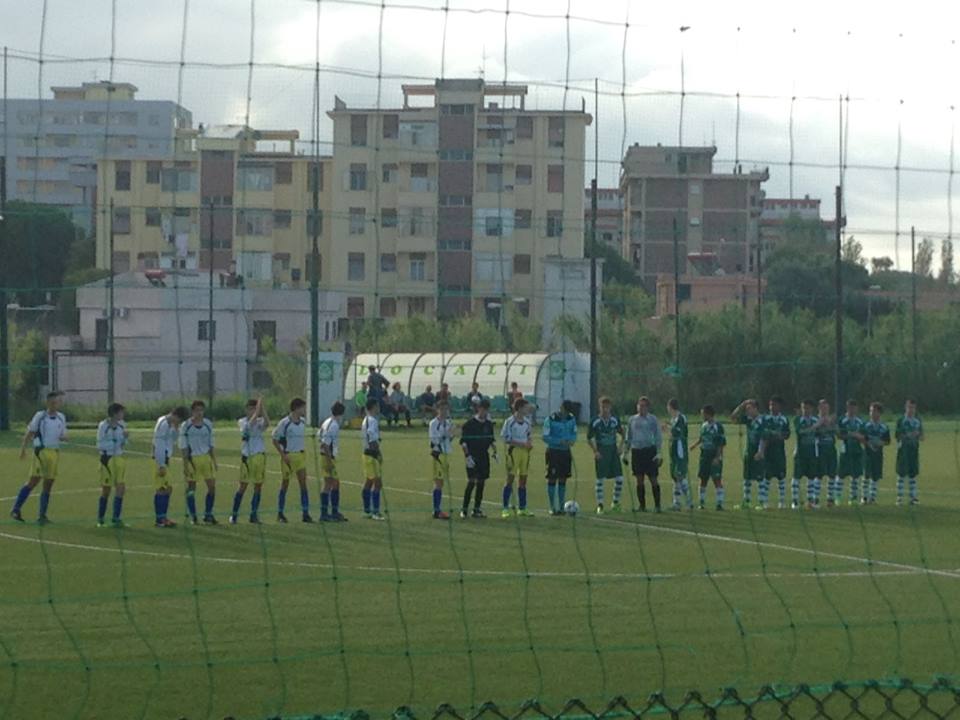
[
  {"xmin": 818, "ymin": 447, "xmax": 837, "ymax": 478},
  {"xmin": 838, "ymin": 450, "xmax": 864, "ymax": 479},
  {"xmin": 670, "ymin": 452, "xmax": 689, "ymax": 480},
  {"xmin": 698, "ymin": 450, "xmax": 723, "ymax": 481},
  {"xmin": 764, "ymin": 447, "xmax": 787, "ymax": 480},
  {"xmin": 794, "ymin": 451, "xmax": 819, "ymax": 480},
  {"xmin": 595, "ymin": 447, "xmax": 621, "ymax": 480},
  {"xmin": 742, "ymin": 454, "xmax": 764, "ymax": 482},
  {"xmin": 896, "ymin": 446, "xmax": 919, "ymax": 478},
  {"xmin": 864, "ymin": 450, "xmax": 884, "ymax": 481}
]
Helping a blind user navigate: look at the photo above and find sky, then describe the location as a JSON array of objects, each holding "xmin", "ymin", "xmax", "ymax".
[{"xmin": 2, "ymin": 0, "xmax": 959, "ymax": 271}]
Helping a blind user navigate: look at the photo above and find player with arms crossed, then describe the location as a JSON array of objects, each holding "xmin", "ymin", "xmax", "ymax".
[
  {"xmin": 460, "ymin": 398, "xmax": 496, "ymax": 518},
  {"xmin": 360, "ymin": 398, "xmax": 385, "ymax": 520},
  {"xmin": 96, "ymin": 402, "xmax": 129, "ymax": 527},
  {"xmin": 231, "ymin": 396, "xmax": 269, "ymax": 524},
  {"xmin": 816, "ymin": 399, "xmax": 840, "ymax": 507},
  {"xmin": 318, "ymin": 401, "xmax": 347, "ymax": 521},
  {"xmin": 587, "ymin": 396, "xmax": 625, "ymax": 514},
  {"xmin": 11, "ymin": 391, "xmax": 67, "ymax": 524},
  {"xmin": 792, "ymin": 400, "xmax": 820, "ymax": 509},
  {"xmin": 152, "ymin": 406, "xmax": 188, "ymax": 527},
  {"xmin": 501, "ymin": 398, "xmax": 534, "ymax": 518},
  {"xmin": 690, "ymin": 405, "xmax": 726, "ymax": 510},
  {"xmin": 272, "ymin": 398, "xmax": 313, "ymax": 523},
  {"xmin": 730, "ymin": 398, "xmax": 765, "ymax": 510},
  {"xmin": 666, "ymin": 398, "xmax": 693, "ymax": 510},
  {"xmin": 895, "ymin": 399, "xmax": 923, "ymax": 506},
  {"xmin": 863, "ymin": 402, "xmax": 891, "ymax": 503},
  {"xmin": 762, "ymin": 396, "xmax": 791, "ymax": 509},
  {"xmin": 837, "ymin": 400, "xmax": 867, "ymax": 504},
  {"xmin": 543, "ymin": 400, "xmax": 577, "ymax": 515},
  {"xmin": 428, "ymin": 401, "xmax": 455, "ymax": 519}
]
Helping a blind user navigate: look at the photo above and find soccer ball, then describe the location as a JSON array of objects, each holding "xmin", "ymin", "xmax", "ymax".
[{"xmin": 563, "ymin": 500, "xmax": 580, "ymax": 516}]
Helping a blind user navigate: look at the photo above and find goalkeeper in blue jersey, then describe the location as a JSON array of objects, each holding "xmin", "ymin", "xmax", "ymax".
[{"xmin": 543, "ymin": 400, "xmax": 577, "ymax": 515}]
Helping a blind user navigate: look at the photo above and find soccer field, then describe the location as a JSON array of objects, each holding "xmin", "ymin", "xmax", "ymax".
[{"xmin": 0, "ymin": 422, "xmax": 959, "ymax": 720}]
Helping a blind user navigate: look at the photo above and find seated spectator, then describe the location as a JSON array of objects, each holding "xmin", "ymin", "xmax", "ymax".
[
  {"xmin": 387, "ymin": 383, "xmax": 412, "ymax": 427},
  {"xmin": 436, "ymin": 383, "xmax": 451, "ymax": 404},
  {"xmin": 416, "ymin": 385, "xmax": 436, "ymax": 423},
  {"xmin": 506, "ymin": 381, "xmax": 523, "ymax": 408},
  {"xmin": 467, "ymin": 381, "xmax": 485, "ymax": 408}
]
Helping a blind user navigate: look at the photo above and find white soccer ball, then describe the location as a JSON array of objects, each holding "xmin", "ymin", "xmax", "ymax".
[{"xmin": 563, "ymin": 500, "xmax": 580, "ymax": 516}]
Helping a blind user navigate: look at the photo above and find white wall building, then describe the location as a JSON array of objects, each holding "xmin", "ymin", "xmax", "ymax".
[{"xmin": 50, "ymin": 272, "xmax": 344, "ymax": 406}]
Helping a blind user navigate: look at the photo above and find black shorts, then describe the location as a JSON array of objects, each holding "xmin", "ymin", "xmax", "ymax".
[
  {"xmin": 545, "ymin": 448, "xmax": 572, "ymax": 481},
  {"xmin": 467, "ymin": 453, "xmax": 490, "ymax": 482},
  {"xmin": 631, "ymin": 447, "xmax": 660, "ymax": 480}
]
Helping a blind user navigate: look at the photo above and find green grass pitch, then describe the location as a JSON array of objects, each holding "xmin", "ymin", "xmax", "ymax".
[{"xmin": 0, "ymin": 420, "xmax": 959, "ymax": 719}]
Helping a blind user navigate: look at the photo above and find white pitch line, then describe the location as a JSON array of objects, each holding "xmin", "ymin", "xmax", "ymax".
[{"xmin": 6, "ymin": 442, "xmax": 960, "ymax": 582}]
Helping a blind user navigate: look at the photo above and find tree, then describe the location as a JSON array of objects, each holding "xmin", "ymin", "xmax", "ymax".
[
  {"xmin": 914, "ymin": 238, "xmax": 935, "ymax": 278},
  {"xmin": 842, "ymin": 236, "xmax": 865, "ymax": 267},
  {"xmin": 10, "ymin": 323, "xmax": 46, "ymax": 417},
  {"xmin": 940, "ymin": 239, "xmax": 955, "ymax": 285},
  {"xmin": 783, "ymin": 214, "xmax": 829, "ymax": 246},
  {"xmin": 871, "ymin": 256, "xmax": 894, "ymax": 273},
  {"xmin": 585, "ymin": 237, "xmax": 637, "ymax": 286},
  {"xmin": 764, "ymin": 242, "xmax": 868, "ymax": 316}
]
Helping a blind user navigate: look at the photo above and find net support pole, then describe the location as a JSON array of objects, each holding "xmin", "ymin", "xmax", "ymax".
[
  {"xmin": 207, "ymin": 201, "xmax": 214, "ymax": 410},
  {"xmin": 672, "ymin": 215, "xmax": 681, "ymax": 374},
  {"xmin": 0, "ymin": 153, "xmax": 8, "ymax": 432},
  {"xmin": 756, "ymin": 228, "xmax": 762, "ymax": 350},
  {"xmin": 310, "ymin": 163, "xmax": 320, "ymax": 428},
  {"xmin": 834, "ymin": 185, "xmax": 843, "ymax": 412},
  {"xmin": 107, "ymin": 198, "xmax": 116, "ymax": 404},
  {"xmin": 588, "ymin": 77, "xmax": 599, "ymax": 417},
  {"xmin": 911, "ymin": 226, "xmax": 918, "ymax": 376}
]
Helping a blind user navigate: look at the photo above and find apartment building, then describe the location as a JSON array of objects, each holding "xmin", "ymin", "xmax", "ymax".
[
  {"xmin": 620, "ymin": 145, "xmax": 768, "ymax": 289},
  {"xmin": 2, "ymin": 81, "xmax": 191, "ymax": 230},
  {"xmin": 95, "ymin": 124, "xmax": 334, "ymax": 291},
  {"xmin": 760, "ymin": 195, "xmax": 833, "ymax": 253},
  {"xmin": 584, "ymin": 187, "xmax": 623, "ymax": 251},
  {"xmin": 326, "ymin": 78, "xmax": 592, "ymax": 321}
]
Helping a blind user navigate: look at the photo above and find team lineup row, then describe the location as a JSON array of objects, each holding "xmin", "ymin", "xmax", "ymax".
[{"xmin": 8, "ymin": 391, "xmax": 924, "ymax": 527}]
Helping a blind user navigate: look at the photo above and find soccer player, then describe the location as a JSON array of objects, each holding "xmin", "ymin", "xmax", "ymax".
[
  {"xmin": 543, "ymin": 400, "xmax": 577, "ymax": 515},
  {"xmin": 152, "ymin": 407, "xmax": 188, "ymax": 527},
  {"xmin": 587, "ymin": 396, "xmax": 624, "ymax": 514},
  {"xmin": 690, "ymin": 405, "xmax": 726, "ymax": 510},
  {"xmin": 428, "ymin": 401, "xmax": 455, "ymax": 519},
  {"xmin": 501, "ymin": 398, "xmax": 534, "ymax": 518},
  {"xmin": 460, "ymin": 398, "xmax": 496, "ymax": 518},
  {"xmin": 666, "ymin": 398, "xmax": 693, "ymax": 511},
  {"xmin": 792, "ymin": 400, "xmax": 820, "ymax": 509},
  {"xmin": 360, "ymin": 398, "xmax": 385, "ymax": 520},
  {"xmin": 231, "ymin": 396, "xmax": 269, "ymax": 524},
  {"xmin": 863, "ymin": 402, "xmax": 891, "ymax": 503},
  {"xmin": 816, "ymin": 399, "xmax": 840, "ymax": 507},
  {"xmin": 895, "ymin": 399, "xmax": 923, "ymax": 506},
  {"xmin": 762, "ymin": 396, "xmax": 791, "ymax": 509},
  {"xmin": 837, "ymin": 400, "xmax": 867, "ymax": 504},
  {"xmin": 96, "ymin": 402, "xmax": 129, "ymax": 527},
  {"xmin": 318, "ymin": 401, "xmax": 347, "ymax": 521},
  {"xmin": 12, "ymin": 391, "xmax": 67, "ymax": 523},
  {"xmin": 626, "ymin": 396, "xmax": 663, "ymax": 512},
  {"xmin": 272, "ymin": 398, "xmax": 313, "ymax": 523},
  {"xmin": 180, "ymin": 400, "xmax": 218, "ymax": 524},
  {"xmin": 729, "ymin": 398, "xmax": 765, "ymax": 510}
]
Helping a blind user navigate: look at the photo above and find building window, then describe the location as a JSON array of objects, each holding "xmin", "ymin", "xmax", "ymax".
[
  {"xmin": 161, "ymin": 167, "xmax": 197, "ymax": 192},
  {"xmin": 145, "ymin": 207, "xmax": 161, "ymax": 227},
  {"xmin": 514, "ymin": 298, "xmax": 530, "ymax": 317},
  {"xmin": 236, "ymin": 209, "xmax": 272, "ymax": 236},
  {"xmin": 515, "ymin": 164, "xmax": 532, "ymax": 185},
  {"xmin": 409, "ymin": 253, "xmax": 426, "ymax": 281},
  {"xmin": 351, "ymin": 114, "xmax": 368, "ymax": 146},
  {"xmin": 548, "ymin": 116, "xmax": 565, "ymax": 147},
  {"xmin": 237, "ymin": 164, "xmax": 273, "ymax": 191},
  {"xmin": 515, "ymin": 116, "xmax": 533, "ymax": 140},
  {"xmin": 306, "ymin": 209, "xmax": 323, "ymax": 237},
  {"xmin": 198, "ymin": 320, "xmax": 216, "ymax": 342},
  {"xmin": 515, "ymin": 209, "xmax": 532, "ymax": 229},
  {"xmin": 138, "ymin": 252, "xmax": 159, "ymax": 269},
  {"xmin": 440, "ymin": 104, "xmax": 473, "ymax": 115},
  {"xmin": 546, "ymin": 210, "xmax": 563, "ymax": 237},
  {"xmin": 408, "ymin": 297, "xmax": 426, "ymax": 315},
  {"xmin": 349, "ymin": 208, "xmax": 365, "ymax": 235},
  {"xmin": 547, "ymin": 165, "xmax": 564, "ymax": 193},
  {"xmin": 140, "ymin": 371, "xmax": 161, "ymax": 392},
  {"xmin": 274, "ymin": 162, "xmax": 293, "ymax": 184},
  {"xmin": 347, "ymin": 297, "xmax": 365, "ymax": 318},
  {"xmin": 381, "ymin": 208, "xmax": 398, "ymax": 228},
  {"xmin": 380, "ymin": 253, "xmax": 397, "ymax": 273},
  {"xmin": 348, "ymin": 252, "xmax": 366, "ymax": 281},
  {"xmin": 197, "ymin": 370, "xmax": 215, "ymax": 396},
  {"xmin": 485, "ymin": 164, "xmax": 504, "ymax": 192},
  {"xmin": 439, "ymin": 194, "xmax": 472, "ymax": 207},
  {"xmin": 273, "ymin": 209, "xmax": 292, "ymax": 229},
  {"xmin": 113, "ymin": 207, "xmax": 131, "ymax": 234},
  {"xmin": 115, "ymin": 161, "xmax": 131, "ymax": 191},
  {"xmin": 380, "ymin": 297, "xmax": 397, "ymax": 318},
  {"xmin": 403, "ymin": 207, "xmax": 431, "ymax": 236},
  {"xmin": 349, "ymin": 163, "xmax": 367, "ymax": 191},
  {"xmin": 513, "ymin": 253, "xmax": 531, "ymax": 275},
  {"xmin": 485, "ymin": 216, "xmax": 503, "ymax": 237},
  {"xmin": 382, "ymin": 164, "xmax": 398, "ymax": 183},
  {"xmin": 253, "ymin": 320, "xmax": 277, "ymax": 356},
  {"xmin": 252, "ymin": 370, "xmax": 273, "ymax": 389},
  {"xmin": 383, "ymin": 114, "xmax": 399, "ymax": 139}
]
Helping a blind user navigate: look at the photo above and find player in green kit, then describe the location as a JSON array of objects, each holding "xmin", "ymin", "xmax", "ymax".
[
  {"xmin": 816, "ymin": 399, "xmax": 839, "ymax": 507},
  {"xmin": 666, "ymin": 399, "xmax": 693, "ymax": 510},
  {"xmin": 690, "ymin": 405, "xmax": 726, "ymax": 510},
  {"xmin": 730, "ymin": 399, "xmax": 765, "ymax": 509},
  {"xmin": 762, "ymin": 396, "xmax": 791, "ymax": 509},
  {"xmin": 587, "ymin": 396, "xmax": 625, "ymax": 514},
  {"xmin": 837, "ymin": 400, "xmax": 867, "ymax": 504},
  {"xmin": 793, "ymin": 400, "xmax": 819, "ymax": 509},
  {"xmin": 863, "ymin": 402, "xmax": 891, "ymax": 503},
  {"xmin": 895, "ymin": 399, "xmax": 923, "ymax": 506}
]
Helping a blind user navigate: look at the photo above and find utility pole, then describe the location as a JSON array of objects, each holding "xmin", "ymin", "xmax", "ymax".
[
  {"xmin": 310, "ymin": 163, "xmax": 321, "ymax": 428},
  {"xmin": 107, "ymin": 199, "xmax": 115, "ymax": 403},
  {"xmin": 834, "ymin": 185, "xmax": 843, "ymax": 413},
  {"xmin": 672, "ymin": 216, "xmax": 681, "ymax": 376},
  {"xmin": 588, "ymin": 78, "xmax": 599, "ymax": 417},
  {"xmin": 756, "ymin": 231, "xmax": 763, "ymax": 350},
  {"xmin": 1, "ymin": 47, "xmax": 10, "ymax": 430},
  {"xmin": 207, "ymin": 202, "xmax": 215, "ymax": 410},
  {"xmin": 911, "ymin": 226, "xmax": 918, "ymax": 373}
]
